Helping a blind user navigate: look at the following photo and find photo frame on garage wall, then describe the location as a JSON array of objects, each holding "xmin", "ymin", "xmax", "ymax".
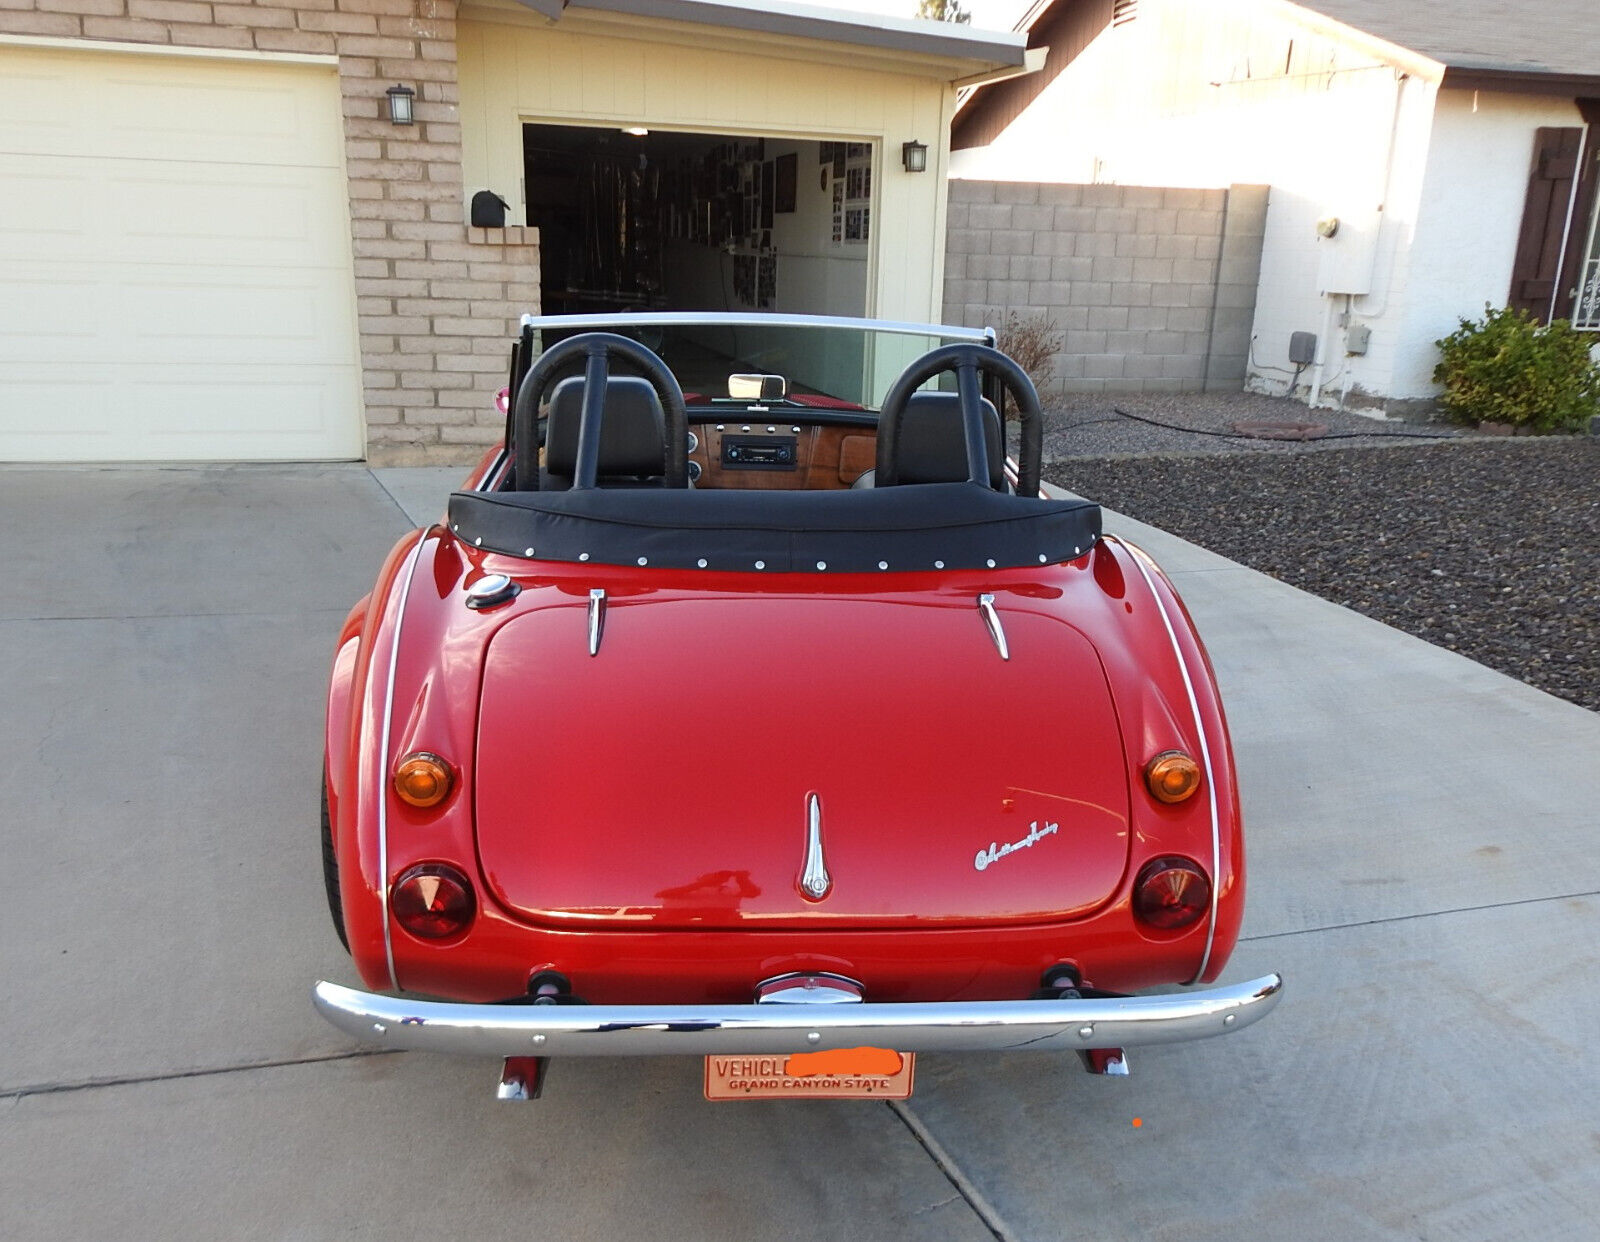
[
  {"xmin": 835, "ymin": 144, "xmax": 870, "ymax": 246},
  {"xmin": 774, "ymin": 153, "xmax": 797, "ymax": 214}
]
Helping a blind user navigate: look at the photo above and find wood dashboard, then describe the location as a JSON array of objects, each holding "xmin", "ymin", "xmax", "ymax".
[{"xmin": 688, "ymin": 421, "xmax": 876, "ymax": 490}]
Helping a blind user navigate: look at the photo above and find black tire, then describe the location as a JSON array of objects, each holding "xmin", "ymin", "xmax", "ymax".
[{"xmin": 321, "ymin": 766, "xmax": 350, "ymax": 953}]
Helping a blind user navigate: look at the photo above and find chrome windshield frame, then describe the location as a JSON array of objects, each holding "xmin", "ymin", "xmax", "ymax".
[{"xmin": 517, "ymin": 311, "xmax": 996, "ymax": 347}]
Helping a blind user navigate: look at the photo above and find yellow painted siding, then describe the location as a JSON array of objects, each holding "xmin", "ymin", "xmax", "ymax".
[{"xmin": 458, "ymin": 14, "xmax": 953, "ymax": 323}]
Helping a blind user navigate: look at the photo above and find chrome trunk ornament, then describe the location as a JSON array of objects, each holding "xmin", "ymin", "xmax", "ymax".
[
  {"xmin": 977, "ymin": 593, "xmax": 1009, "ymax": 660},
  {"xmin": 587, "ymin": 588, "xmax": 606, "ymax": 656},
  {"xmin": 799, "ymin": 792, "xmax": 831, "ymax": 901}
]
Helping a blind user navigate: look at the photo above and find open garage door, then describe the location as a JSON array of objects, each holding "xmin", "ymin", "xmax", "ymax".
[
  {"xmin": 525, "ymin": 124, "xmax": 873, "ymax": 319},
  {"xmin": 0, "ymin": 46, "xmax": 364, "ymax": 462}
]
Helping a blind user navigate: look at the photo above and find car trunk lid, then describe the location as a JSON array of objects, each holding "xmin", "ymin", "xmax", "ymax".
[{"xmin": 474, "ymin": 592, "xmax": 1130, "ymax": 930}]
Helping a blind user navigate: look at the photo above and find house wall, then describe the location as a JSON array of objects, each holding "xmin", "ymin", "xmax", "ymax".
[
  {"xmin": 948, "ymin": 0, "xmax": 1475, "ymax": 409},
  {"xmin": 1388, "ymin": 89, "xmax": 1588, "ymax": 399},
  {"xmin": 952, "ymin": 0, "xmax": 1113, "ymax": 153},
  {"xmin": 0, "ymin": 0, "xmax": 542, "ymax": 465},
  {"xmin": 1245, "ymin": 68, "xmax": 1437, "ymax": 409},
  {"xmin": 942, "ymin": 181, "xmax": 1268, "ymax": 396},
  {"xmin": 949, "ymin": 0, "xmax": 1428, "ymax": 190},
  {"xmin": 455, "ymin": 9, "xmax": 953, "ymax": 324}
]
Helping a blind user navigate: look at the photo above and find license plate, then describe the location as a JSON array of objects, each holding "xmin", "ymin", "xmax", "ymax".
[{"xmin": 704, "ymin": 1048, "xmax": 915, "ymax": 1100}]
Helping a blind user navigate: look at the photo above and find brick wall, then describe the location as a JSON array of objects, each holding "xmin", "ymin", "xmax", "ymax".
[
  {"xmin": 943, "ymin": 181, "xmax": 1267, "ymax": 397},
  {"xmin": 1, "ymin": 0, "xmax": 540, "ymax": 464}
]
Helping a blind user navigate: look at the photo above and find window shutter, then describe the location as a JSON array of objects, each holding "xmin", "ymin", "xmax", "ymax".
[
  {"xmin": 1556, "ymin": 101, "xmax": 1600, "ymax": 323},
  {"xmin": 1509, "ymin": 127, "xmax": 1583, "ymax": 322}
]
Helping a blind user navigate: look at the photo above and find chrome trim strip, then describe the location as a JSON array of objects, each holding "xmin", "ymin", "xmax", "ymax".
[
  {"xmin": 478, "ymin": 450, "xmax": 509, "ymax": 492},
  {"xmin": 587, "ymin": 588, "xmax": 606, "ymax": 656},
  {"xmin": 518, "ymin": 311, "xmax": 992, "ymax": 343},
  {"xmin": 1110, "ymin": 536, "xmax": 1223, "ymax": 984},
  {"xmin": 312, "ymin": 974, "xmax": 1283, "ymax": 1057},
  {"xmin": 799, "ymin": 792, "xmax": 831, "ymax": 900},
  {"xmin": 977, "ymin": 593, "xmax": 1010, "ymax": 661},
  {"xmin": 377, "ymin": 529, "xmax": 430, "ymax": 991}
]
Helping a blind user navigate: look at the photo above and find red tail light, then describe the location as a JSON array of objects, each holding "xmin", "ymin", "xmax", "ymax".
[
  {"xmin": 392, "ymin": 864, "xmax": 475, "ymax": 939},
  {"xmin": 1133, "ymin": 857, "xmax": 1211, "ymax": 930}
]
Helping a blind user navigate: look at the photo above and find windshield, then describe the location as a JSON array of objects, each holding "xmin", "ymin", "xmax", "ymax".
[{"xmin": 522, "ymin": 314, "xmax": 991, "ymax": 413}]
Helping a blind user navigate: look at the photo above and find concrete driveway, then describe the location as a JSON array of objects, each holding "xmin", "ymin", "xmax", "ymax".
[{"xmin": 3, "ymin": 463, "xmax": 1596, "ymax": 1241}]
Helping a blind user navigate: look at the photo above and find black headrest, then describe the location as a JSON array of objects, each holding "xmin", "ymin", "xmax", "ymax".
[
  {"xmin": 544, "ymin": 375, "xmax": 670, "ymax": 485},
  {"xmin": 885, "ymin": 391, "xmax": 1006, "ymax": 489}
]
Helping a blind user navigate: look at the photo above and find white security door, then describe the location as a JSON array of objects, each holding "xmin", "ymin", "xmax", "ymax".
[{"xmin": 0, "ymin": 45, "xmax": 364, "ymax": 461}]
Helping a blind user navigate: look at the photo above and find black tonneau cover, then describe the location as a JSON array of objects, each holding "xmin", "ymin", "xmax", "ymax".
[{"xmin": 447, "ymin": 483, "xmax": 1100, "ymax": 573}]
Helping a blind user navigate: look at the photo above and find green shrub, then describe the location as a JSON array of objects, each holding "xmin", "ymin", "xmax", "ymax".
[{"xmin": 1433, "ymin": 304, "xmax": 1600, "ymax": 432}]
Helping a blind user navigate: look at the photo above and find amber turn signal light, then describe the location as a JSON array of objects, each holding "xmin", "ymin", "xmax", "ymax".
[
  {"xmin": 1145, "ymin": 750, "xmax": 1201, "ymax": 804},
  {"xmin": 393, "ymin": 751, "xmax": 453, "ymax": 808}
]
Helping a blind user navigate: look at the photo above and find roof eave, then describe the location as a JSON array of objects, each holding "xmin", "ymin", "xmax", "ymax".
[
  {"xmin": 512, "ymin": 0, "xmax": 1029, "ymax": 75},
  {"xmin": 1268, "ymin": 0, "xmax": 1443, "ymax": 82},
  {"xmin": 1440, "ymin": 65, "xmax": 1600, "ymax": 99}
]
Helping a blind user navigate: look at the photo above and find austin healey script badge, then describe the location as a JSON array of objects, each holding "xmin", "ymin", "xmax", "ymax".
[{"xmin": 974, "ymin": 820, "xmax": 1060, "ymax": 872}]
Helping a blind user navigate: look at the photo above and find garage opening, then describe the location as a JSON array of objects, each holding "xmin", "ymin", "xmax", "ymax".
[{"xmin": 523, "ymin": 124, "xmax": 874, "ymax": 319}]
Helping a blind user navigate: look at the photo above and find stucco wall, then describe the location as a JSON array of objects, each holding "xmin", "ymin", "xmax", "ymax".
[
  {"xmin": 943, "ymin": 181, "xmax": 1267, "ymax": 397},
  {"xmin": 949, "ymin": 0, "xmax": 1520, "ymax": 410},
  {"xmin": 1389, "ymin": 89, "xmax": 1587, "ymax": 399},
  {"xmin": 456, "ymin": 8, "xmax": 953, "ymax": 324},
  {"xmin": 1244, "ymin": 69, "xmax": 1438, "ymax": 410},
  {"xmin": 0, "ymin": 1, "xmax": 540, "ymax": 465},
  {"xmin": 948, "ymin": 0, "xmax": 1428, "ymax": 191}
]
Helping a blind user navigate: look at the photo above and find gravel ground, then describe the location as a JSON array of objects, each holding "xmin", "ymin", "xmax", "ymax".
[
  {"xmin": 1046, "ymin": 435, "xmax": 1600, "ymax": 713},
  {"xmin": 1040, "ymin": 390, "xmax": 1466, "ymax": 460}
]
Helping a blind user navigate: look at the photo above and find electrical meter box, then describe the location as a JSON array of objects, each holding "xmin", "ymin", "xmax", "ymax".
[{"xmin": 1317, "ymin": 210, "xmax": 1378, "ymax": 295}]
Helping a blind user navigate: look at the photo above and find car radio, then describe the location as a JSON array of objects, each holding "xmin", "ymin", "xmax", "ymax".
[{"xmin": 721, "ymin": 435, "xmax": 798, "ymax": 470}]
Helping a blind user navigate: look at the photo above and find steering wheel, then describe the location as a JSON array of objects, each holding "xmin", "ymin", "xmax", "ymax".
[
  {"xmin": 511, "ymin": 332, "xmax": 689, "ymax": 491},
  {"xmin": 876, "ymin": 344, "xmax": 1044, "ymax": 498}
]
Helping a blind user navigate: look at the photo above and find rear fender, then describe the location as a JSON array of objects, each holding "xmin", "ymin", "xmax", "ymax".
[
  {"xmin": 1107, "ymin": 537, "xmax": 1245, "ymax": 983},
  {"xmin": 328, "ymin": 531, "xmax": 433, "ymax": 988},
  {"xmin": 324, "ymin": 594, "xmax": 370, "ymax": 793}
]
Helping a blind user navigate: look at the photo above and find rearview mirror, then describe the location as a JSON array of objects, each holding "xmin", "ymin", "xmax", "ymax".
[{"xmin": 728, "ymin": 373, "xmax": 787, "ymax": 400}]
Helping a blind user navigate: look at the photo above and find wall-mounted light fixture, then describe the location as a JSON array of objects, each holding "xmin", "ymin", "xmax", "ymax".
[
  {"xmin": 386, "ymin": 84, "xmax": 415, "ymax": 126},
  {"xmin": 621, "ymin": 126, "xmax": 649, "ymax": 137},
  {"xmin": 901, "ymin": 140, "xmax": 928, "ymax": 173}
]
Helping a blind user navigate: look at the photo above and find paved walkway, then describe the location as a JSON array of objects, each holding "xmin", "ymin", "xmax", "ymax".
[{"xmin": 2, "ymin": 463, "xmax": 1595, "ymax": 1241}]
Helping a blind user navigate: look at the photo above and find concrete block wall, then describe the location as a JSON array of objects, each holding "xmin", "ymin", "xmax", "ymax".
[
  {"xmin": 944, "ymin": 181, "xmax": 1267, "ymax": 398},
  {"xmin": 2, "ymin": 0, "xmax": 540, "ymax": 465}
]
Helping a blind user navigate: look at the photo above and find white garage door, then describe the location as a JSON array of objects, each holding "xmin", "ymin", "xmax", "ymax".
[{"xmin": 0, "ymin": 46, "xmax": 364, "ymax": 461}]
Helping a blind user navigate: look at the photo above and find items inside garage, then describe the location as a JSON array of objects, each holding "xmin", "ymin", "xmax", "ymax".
[{"xmin": 523, "ymin": 124, "xmax": 874, "ymax": 318}]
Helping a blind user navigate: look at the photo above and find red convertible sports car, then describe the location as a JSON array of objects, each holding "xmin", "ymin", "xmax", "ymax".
[{"xmin": 313, "ymin": 313, "xmax": 1281, "ymax": 1101}]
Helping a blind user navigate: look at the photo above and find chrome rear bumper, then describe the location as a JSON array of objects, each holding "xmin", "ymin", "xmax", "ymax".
[{"xmin": 312, "ymin": 973, "xmax": 1282, "ymax": 1058}]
